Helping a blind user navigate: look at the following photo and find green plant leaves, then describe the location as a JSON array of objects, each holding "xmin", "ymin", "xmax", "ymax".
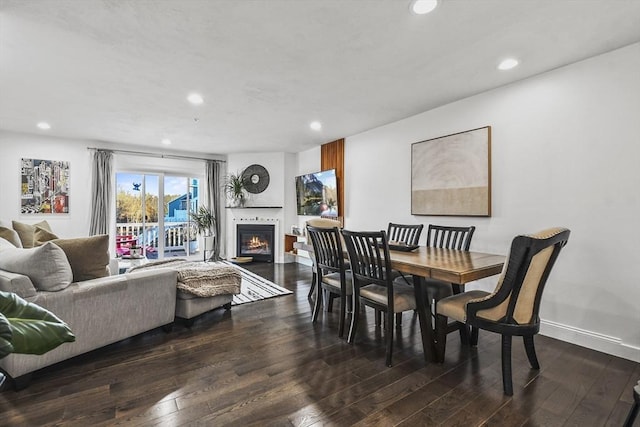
[
  {"xmin": 0, "ymin": 291, "xmax": 75, "ymax": 358},
  {"xmin": 0, "ymin": 313, "xmax": 14, "ymax": 359}
]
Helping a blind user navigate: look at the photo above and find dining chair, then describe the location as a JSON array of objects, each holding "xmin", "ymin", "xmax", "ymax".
[
  {"xmin": 394, "ymin": 224, "xmax": 476, "ymax": 342},
  {"xmin": 306, "ymin": 225, "xmax": 352, "ymax": 338},
  {"xmin": 305, "ymin": 218, "xmax": 343, "ymax": 298},
  {"xmin": 387, "ymin": 222, "xmax": 423, "ymax": 246},
  {"xmin": 623, "ymin": 379, "xmax": 640, "ymax": 427},
  {"xmin": 435, "ymin": 227, "xmax": 570, "ymax": 395},
  {"xmin": 341, "ymin": 229, "xmax": 417, "ymax": 367},
  {"xmin": 381, "ymin": 222, "xmax": 424, "ymax": 326}
]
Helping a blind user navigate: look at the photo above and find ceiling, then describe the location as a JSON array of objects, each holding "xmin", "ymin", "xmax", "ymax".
[{"xmin": 1, "ymin": 0, "xmax": 640, "ymax": 155}]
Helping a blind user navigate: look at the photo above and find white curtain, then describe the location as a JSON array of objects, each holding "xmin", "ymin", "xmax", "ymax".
[
  {"xmin": 205, "ymin": 160, "xmax": 222, "ymax": 260},
  {"xmin": 89, "ymin": 150, "xmax": 113, "ymax": 236}
]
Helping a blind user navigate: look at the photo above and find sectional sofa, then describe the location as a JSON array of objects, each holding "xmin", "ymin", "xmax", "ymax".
[{"xmin": 0, "ymin": 219, "xmax": 179, "ymax": 389}]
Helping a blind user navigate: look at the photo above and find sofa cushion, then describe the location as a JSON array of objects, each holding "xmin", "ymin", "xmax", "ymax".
[
  {"xmin": 0, "ymin": 269, "xmax": 37, "ymax": 299},
  {"xmin": 0, "ymin": 226, "xmax": 23, "ymax": 248},
  {"xmin": 11, "ymin": 220, "xmax": 52, "ymax": 248},
  {"xmin": 34, "ymin": 226, "xmax": 60, "ymax": 244},
  {"xmin": 0, "ymin": 242, "xmax": 73, "ymax": 291},
  {"xmin": 50, "ymin": 235, "xmax": 110, "ymax": 282}
]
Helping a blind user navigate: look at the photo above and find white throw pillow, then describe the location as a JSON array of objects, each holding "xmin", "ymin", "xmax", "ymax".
[{"xmin": 0, "ymin": 241, "xmax": 73, "ymax": 291}]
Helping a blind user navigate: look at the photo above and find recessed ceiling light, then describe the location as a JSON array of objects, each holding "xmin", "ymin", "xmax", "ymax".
[
  {"xmin": 187, "ymin": 93, "xmax": 204, "ymax": 105},
  {"xmin": 37, "ymin": 122, "xmax": 51, "ymax": 130},
  {"xmin": 498, "ymin": 58, "xmax": 519, "ymax": 71},
  {"xmin": 161, "ymin": 138, "xmax": 172, "ymax": 145},
  {"xmin": 410, "ymin": 0, "xmax": 439, "ymax": 15},
  {"xmin": 310, "ymin": 121, "xmax": 322, "ymax": 131}
]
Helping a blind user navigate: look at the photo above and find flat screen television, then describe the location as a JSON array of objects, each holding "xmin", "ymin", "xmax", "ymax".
[{"xmin": 295, "ymin": 169, "xmax": 338, "ymax": 217}]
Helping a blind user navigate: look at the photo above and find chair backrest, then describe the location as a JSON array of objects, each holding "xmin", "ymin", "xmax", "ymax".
[
  {"xmin": 467, "ymin": 227, "xmax": 570, "ymax": 328},
  {"xmin": 306, "ymin": 226, "xmax": 345, "ymax": 275},
  {"xmin": 387, "ymin": 223, "xmax": 424, "ymax": 246},
  {"xmin": 306, "ymin": 218, "xmax": 342, "ymax": 229},
  {"xmin": 426, "ymin": 224, "xmax": 476, "ymax": 251},
  {"xmin": 341, "ymin": 229, "xmax": 393, "ymax": 289}
]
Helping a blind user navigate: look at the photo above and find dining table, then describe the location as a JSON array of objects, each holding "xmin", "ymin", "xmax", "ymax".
[
  {"xmin": 387, "ymin": 247, "xmax": 505, "ymax": 362},
  {"xmin": 294, "ymin": 240, "xmax": 506, "ymax": 363}
]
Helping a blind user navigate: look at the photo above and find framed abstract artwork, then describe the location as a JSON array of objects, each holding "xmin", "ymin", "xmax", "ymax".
[
  {"xmin": 411, "ymin": 126, "xmax": 491, "ymax": 216},
  {"xmin": 20, "ymin": 158, "xmax": 70, "ymax": 214}
]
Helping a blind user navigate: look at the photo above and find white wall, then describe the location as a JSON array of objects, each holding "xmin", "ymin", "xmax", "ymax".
[
  {"xmin": 335, "ymin": 43, "xmax": 640, "ymax": 361},
  {"xmin": 0, "ymin": 132, "xmax": 94, "ymax": 237},
  {"xmin": 0, "ymin": 132, "xmax": 213, "ymax": 252},
  {"xmin": 225, "ymin": 152, "xmax": 298, "ymax": 263}
]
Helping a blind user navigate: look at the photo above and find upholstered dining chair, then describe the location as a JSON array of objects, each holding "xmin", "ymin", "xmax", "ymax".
[
  {"xmin": 305, "ymin": 218, "xmax": 343, "ymax": 298},
  {"xmin": 341, "ymin": 229, "xmax": 417, "ymax": 367},
  {"xmin": 435, "ymin": 227, "xmax": 570, "ymax": 395},
  {"xmin": 394, "ymin": 224, "xmax": 476, "ymax": 342},
  {"xmin": 306, "ymin": 225, "xmax": 352, "ymax": 338}
]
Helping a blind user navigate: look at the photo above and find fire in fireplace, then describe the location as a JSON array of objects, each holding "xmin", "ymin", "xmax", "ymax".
[{"xmin": 236, "ymin": 224, "xmax": 274, "ymax": 262}]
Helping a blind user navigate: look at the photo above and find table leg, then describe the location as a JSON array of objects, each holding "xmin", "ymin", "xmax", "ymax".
[{"xmin": 413, "ymin": 275, "xmax": 437, "ymax": 363}]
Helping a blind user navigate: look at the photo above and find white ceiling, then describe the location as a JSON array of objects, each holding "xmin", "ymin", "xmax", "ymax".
[{"xmin": 1, "ymin": 0, "xmax": 640, "ymax": 155}]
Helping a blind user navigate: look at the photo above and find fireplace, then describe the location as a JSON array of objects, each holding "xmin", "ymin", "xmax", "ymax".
[{"xmin": 236, "ymin": 224, "xmax": 275, "ymax": 263}]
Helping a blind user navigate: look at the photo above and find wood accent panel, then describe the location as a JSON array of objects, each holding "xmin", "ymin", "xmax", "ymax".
[{"xmin": 321, "ymin": 138, "xmax": 344, "ymax": 219}]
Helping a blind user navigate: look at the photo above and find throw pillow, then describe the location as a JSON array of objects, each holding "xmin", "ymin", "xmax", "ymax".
[
  {"xmin": 51, "ymin": 235, "xmax": 110, "ymax": 282},
  {"xmin": 0, "ymin": 242, "xmax": 73, "ymax": 291},
  {"xmin": 11, "ymin": 220, "xmax": 52, "ymax": 248},
  {"xmin": 34, "ymin": 226, "xmax": 60, "ymax": 245},
  {"xmin": 0, "ymin": 226, "xmax": 23, "ymax": 248}
]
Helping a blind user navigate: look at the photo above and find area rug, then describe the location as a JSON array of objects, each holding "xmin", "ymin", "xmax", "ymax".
[{"xmin": 220, "ymin": 261, "xmax": 293, "ymax": 306}]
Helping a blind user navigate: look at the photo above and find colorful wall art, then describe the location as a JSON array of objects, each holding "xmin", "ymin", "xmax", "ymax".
[{"xmin": 20, "ymin": 158, "xmax": 70, "ymax": 214}]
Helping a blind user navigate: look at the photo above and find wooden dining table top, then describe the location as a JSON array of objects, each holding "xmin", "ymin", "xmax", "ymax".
[
  {"xmin": 294, "ymin": 240, "xmax": 505, "ymax": 285},
  {"xmin": 387, "ymin": 246, "xmax": 505, "ymax": 285}
]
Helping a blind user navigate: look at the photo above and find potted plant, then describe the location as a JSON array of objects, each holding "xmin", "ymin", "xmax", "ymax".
[
  {"xmin": 224, "ymin": 170, "xmax": 247, "ymax": 207},
  {"xmin": 189, "ymin": 206, "xmax": 217, "ymax": 260},
  {"xmin": 0, "ymin": 291, "xmax": 75, "ymax": 388},
  {"xmin": 189, "ymin": 206, "xmax": 215, "ymax": 237}
]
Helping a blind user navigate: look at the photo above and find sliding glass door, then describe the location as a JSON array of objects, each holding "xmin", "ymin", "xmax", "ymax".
[{"xmin": 115, "ymin": 172, "xmax": 201, "ymax": 260}]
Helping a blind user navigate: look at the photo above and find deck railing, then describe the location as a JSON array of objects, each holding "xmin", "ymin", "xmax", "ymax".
[{"xmin": 116, "ymin": 221, "xmax": 198, "ymax": 253}]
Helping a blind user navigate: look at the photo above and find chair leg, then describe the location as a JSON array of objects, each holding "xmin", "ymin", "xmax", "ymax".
[
  {"xmin": 307, "ymin": 271, "xmax": 317, "ymax": 298},
  {"xmin": 623, "ymin": 381, "xmax": 640, "ymax": 427},
  {"xmin": 435, "ymin": 314, "xmax": 448, "ymax": 363},
  {"xmin": 326, "ymin": 290, "xmax": 334, "ymax": 312},
  {"xmin": 624, "ymin": 402, "xmax": 639, "ymax": 427},
  {"xmin": 458, "ymin": 323, "xmax": 470, "ymax": 345},
  {"xmin": 312, "ymin": 284, "xmax": 322, "ymax": 323},
  {"xmin": 375, "ymin": 309, "xmax": 382, "ymax": 327},
  {"xmin": 470, "ymin": 327, "xmax": 479, "ymax": 346},
  {"xmin": 386, "ymin": 310, "xmax": 394, "ymax": 367},
  {"xmin": 348, "ymin": 296, "xmax": 360, "ymax": 344},
  {"xmin": 338, "ymin": 294, "xmax": 346, "ymax": 338},
  {"xmin": 523, "ymin": 335, "xmax": 540, "ymax": 370},
  {"xmin": 501, "ymin": 335, "xmax": 514, "ymax": 396}
]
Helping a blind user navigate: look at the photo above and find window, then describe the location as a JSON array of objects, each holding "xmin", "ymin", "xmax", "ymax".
[{"xmin": 115, "ymin": 172, "xmax": 201, "ymax": 260}]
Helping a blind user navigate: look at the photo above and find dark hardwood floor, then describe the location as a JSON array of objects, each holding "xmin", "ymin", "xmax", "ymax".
[{"xmin": 1, "ymin": 262, "xmax": 638, "ymax": 426}]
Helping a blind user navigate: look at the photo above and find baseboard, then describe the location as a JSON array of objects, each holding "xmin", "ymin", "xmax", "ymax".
[{"xmin": 540, "ymin": 319, "xmax": 640, "ymax": 363}]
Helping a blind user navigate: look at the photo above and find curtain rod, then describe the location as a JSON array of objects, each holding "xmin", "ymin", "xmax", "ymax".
[{"xmin": 87, "ymin": 147, "xmax": 226, "ymax": 163}]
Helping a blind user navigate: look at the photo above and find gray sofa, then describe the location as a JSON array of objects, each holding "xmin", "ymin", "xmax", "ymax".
[
  {"xmin": 0, "ymin": 266, "xmax": 178, "ymax": 387},
  {"xmin": 0, "ymin": 219, "xmax": 181, "ymax": 388}
]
